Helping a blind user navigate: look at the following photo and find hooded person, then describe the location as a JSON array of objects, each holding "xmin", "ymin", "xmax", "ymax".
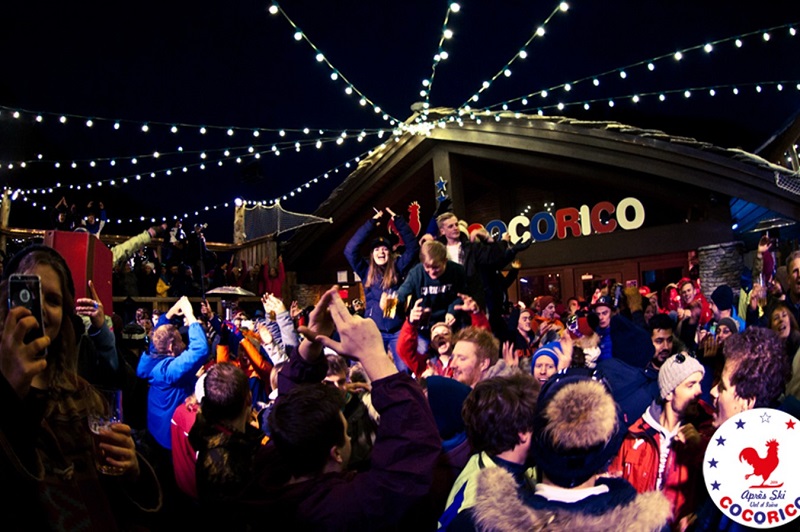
[{"xmin": 469, "ymin": 368, "xmax": 671, "ymax": 532}]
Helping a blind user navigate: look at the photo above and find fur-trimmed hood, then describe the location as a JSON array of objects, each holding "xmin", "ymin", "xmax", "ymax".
[{"xmin": 471, "ymin": 467, "xmax": 671, "ymax": 532}]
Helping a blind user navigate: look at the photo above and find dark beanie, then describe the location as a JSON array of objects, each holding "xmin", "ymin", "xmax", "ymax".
[
  {"xmin": 532, "ymin": 368, "xmax": 625, "ymax": 488},
  {"xmin": 710, "ymin": 285, "xmax": 733, "ymax": 311}
]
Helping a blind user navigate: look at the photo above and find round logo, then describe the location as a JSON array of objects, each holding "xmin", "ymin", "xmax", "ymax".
[
  {"xmin": 703, "ymin": 408, "xmax": 800, "ymax": 529},
  {"xmin": 19, "ymin": 289, "xmax": 31, "ymax": 303}
]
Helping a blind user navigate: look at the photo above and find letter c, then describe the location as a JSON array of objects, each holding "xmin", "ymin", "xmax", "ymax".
[
  {"xmin": 507, "ymin": 215, "xmax": 531, "ymax": 244},
  {"xmin": 591, "ymin": 201, "xmax": 617, "ymax": 233}
]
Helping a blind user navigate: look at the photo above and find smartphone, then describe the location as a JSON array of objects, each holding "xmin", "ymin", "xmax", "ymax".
[{"xmin": 8, "ymin": 273, "xmax": 47, "ymax": 357}]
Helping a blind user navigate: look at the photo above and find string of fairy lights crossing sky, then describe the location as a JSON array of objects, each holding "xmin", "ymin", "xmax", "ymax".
[
  {"xmin": 266, "ymin": 2, "xmax": 402, "ymax": 126},
  {"xmin": 418, "ymin": 2, "xmax": 461, "ymax": 116},
  {"xmin": 476, "ymin": 22, "xmax": 799, "ymax": 114},
  {"xmin": 454, "ymin": 1, "xmax": 570, "ymax": 113},
  {"xmin": 10, "ymin": 143, "xmax": 381, "ymax": 225},
  {"xmin": 1, "ymin": 2, "xmax": 798, "ymax": 229}
]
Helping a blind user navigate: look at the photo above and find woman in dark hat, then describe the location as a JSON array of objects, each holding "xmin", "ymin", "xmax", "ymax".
[
  {"xmin": 0, "ymin": 245, "xmax": 161, "ymax": 528},
  {"xmin": 344, "ymin": 207, "xmax": 420, "ymax": 371}
]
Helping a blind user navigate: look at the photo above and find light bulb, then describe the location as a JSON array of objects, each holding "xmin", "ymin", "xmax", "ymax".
[
  {"xmin": 444, "ymin": 29, "xmax": 453, "ymax": 39},
  {"xmin": 647, "ymin": 63, "xmax": 655, "ymax": 71},
  {"xmin": 704, "ymin": 43, "xmax": 713, "ymax": 53},
  {"xmin": 294, "ymin": 31, "xmax": 302, "ymax": 41},
  {"xmin": 519, "ymin": 49, "xmax": 527, "ymax": 59},
  {"xmin": 268, "ymin": 4, "xmax": 278, "ymax": 15},
  {"xmin": 674, "ymin": 51, "xmax": 682, "ymax": 60},
  {"xmin": 316, "ymin": 53, "xmax": 324, "ymax": 62},
  {"xmin": 536, "ymin": 27, "xmax": 545, "ymax": 37},
  {"xmin": 450, "ymin": 3, "xmax": 460, "ymax": 12}
]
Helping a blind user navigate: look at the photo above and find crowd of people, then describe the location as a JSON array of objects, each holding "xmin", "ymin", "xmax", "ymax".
[{"xmin": 2, "ymin": 205, "xmax": 800, "ymax": 531}]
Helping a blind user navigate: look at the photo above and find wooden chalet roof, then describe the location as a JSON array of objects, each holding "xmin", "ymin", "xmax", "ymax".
[{"xmin": 284, "ymin": 108, "xmax": 800, "ymax": 275}]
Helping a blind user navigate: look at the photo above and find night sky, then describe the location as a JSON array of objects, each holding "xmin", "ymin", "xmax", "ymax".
[{"xmin": 1, "ymin": 1, "xmax": 798, "ymax": 243}]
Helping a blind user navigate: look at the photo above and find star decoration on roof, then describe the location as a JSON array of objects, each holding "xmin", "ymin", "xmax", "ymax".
[
  {"xmin": 760, "ymin": 412, "xmax": 772, "ymax": 423},
  {"xmin": 716, "ymin": 435, "xmax": 726, "ymax": 446},
  {"xmin": 711, "ymin": 481, "xmax": 721, "ymax": 491},
  {"xmin": 735, "ymin": 419, "xmax": 745, "ymax": 429},
  {"xmin": 788, "ymin": 419, "xmax": 797, "ymax": 430},
  {"xmin": 708, "ymin": 458, "xmax": 718, "ymax": 468}
]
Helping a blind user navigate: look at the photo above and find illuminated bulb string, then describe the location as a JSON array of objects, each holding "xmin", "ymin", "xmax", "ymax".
[
  {"xmin": 10, "ymin": 142, "xmax": 383, "ymax": 228},
  {"xmin": 12, "ymin": 131, "xmax": 384, "ymax": 197},
  {"xmin": 456, "ymin": 1, "xmax": 569, "ymax": 112},
  {"xmin": 267, "ymin": 2, "xmax": 401, "ymax": 126},
  {"xmin": 2, "ymin": 130, "xmax": 380, "ymax": 176},
  {"xmin": 0, "ymin": 104, "xmax": 377, "ymax": 139},
  {"xmin": 480, "ymin": 21, "xmax": 798, "ymax": 112},
  {"xmin": 420, "ymin": 2, "xmax": 461, "ymax": 118},
  {"xmin": 513, "ymin": 80, "xmax": 800, "ymax": 115}
]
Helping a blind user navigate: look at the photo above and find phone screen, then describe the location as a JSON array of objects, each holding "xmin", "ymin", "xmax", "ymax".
[{"xmin": 8, "ymin": 273, "xmax": 47, "ymax": 356}]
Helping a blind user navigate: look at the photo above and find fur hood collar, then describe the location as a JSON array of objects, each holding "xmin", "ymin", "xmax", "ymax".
[{"xmin": 472, "ymin": 467, "xmax": 671, "ymax": 532}]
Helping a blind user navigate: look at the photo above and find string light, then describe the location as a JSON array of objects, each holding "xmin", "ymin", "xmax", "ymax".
[
  {"xmin": 480, "ymin": 21, "xmax": 799, "ymax": 113},
  {"xmin": 0, "ymin": 126, "xmax": 386, "ymax": 176},
  {"xmin": 454, "ymin": 1, "xmax": 569, "ymax": 113},
  {"xmin": 268, "ymin": 4, "xmax": 400, "ymax": 125},
  {"xmin": 418, "ymin": 2, "xmax": 462, "ymax": 121},
  {"xmin": 509, "ymin": 80, "xmax": 799, "ymax": 114},
  {"xmin": 0, "ymin": 104, "xmax": 384, "ymax": 140},
  {"xmin": 6, "ymin": 131, "xmax": 386, "ymax": 197}
]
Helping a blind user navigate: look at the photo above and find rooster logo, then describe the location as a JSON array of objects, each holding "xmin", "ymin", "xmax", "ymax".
[
  {"xmin": 739, "ymin": 439, "xmax": 783, "ymax": 488},
  {"xmin": 388, "ymin": 201, "xmax": 422, "ymax": 249}
]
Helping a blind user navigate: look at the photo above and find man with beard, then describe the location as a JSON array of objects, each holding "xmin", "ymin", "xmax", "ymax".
[
  {"xmin": 649, "ymin": 313, "xmax": 678, "ymax": 368},
  {"xmin": 609, "ymin": 353, "xmax": 713, "ymax": 529}
]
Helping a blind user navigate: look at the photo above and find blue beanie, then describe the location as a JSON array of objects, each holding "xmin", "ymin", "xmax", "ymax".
[{"xmin": 531, "ymin": 341, "xmax": 560, "ymax": 371}]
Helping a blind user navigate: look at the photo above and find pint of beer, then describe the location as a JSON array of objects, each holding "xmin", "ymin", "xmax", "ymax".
[{"xmin": 383, "ymin": 290, "xmax": 398, "ymax": 318}]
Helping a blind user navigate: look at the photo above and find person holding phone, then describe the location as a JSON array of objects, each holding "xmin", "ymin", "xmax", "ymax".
[{"xmin": 0, "ymin": 245, "xmax": 161, "ymax": 528}]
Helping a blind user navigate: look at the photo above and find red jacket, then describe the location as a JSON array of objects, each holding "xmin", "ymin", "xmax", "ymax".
[{"xmin": 608, "ymin": 401, "xmax": 713, "ymax": 528}]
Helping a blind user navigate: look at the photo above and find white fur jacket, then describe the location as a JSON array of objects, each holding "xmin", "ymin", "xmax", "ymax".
[{"xmin": 470, "ymin": 467, "xmax": 671, "ymax": 532}]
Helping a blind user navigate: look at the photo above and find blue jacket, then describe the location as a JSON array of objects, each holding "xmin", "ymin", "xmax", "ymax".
[
  {"xmin": 137, "ymin": 321, "xmax": 209, "ymax": 449},
  {"xmin": 344, "ymin": 216, "xmax": 419, "ymax": 333}
]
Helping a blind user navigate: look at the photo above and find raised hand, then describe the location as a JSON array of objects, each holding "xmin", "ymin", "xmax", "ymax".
[
  {"xmin": 408, "ymin": 299, "xmax": 430, "ymax": 325},
  {"xmin": 312, "ymin": 290, "xmax": 396, "ymax": 381},
  {"xmin": 289, "ymin": 300, "xmax": 302, "ymax": 319},
  {"xmin": 372, "ymin": 209, "xmax": 384, "ymax": 221},
  {"xmin": 385, "ymin": 207, "xmax": 396, "ymax": 218},
  {"xmin": 555, "ymin": 333, "xmax": 573, "ymax": 371},
  {"xmin": 502, "ymin": 341, "xmax": 519, "ymax": 368},
  {"xmin": 296, "ymin": 286, "xmax": 338, "ymax": 361},
  {"xmin": 261, "ymin": 293, "xmax": 287, "ymax": 316},
  {"xmin": 454, "ymin": 293, "xmax": 480, "ymax": 314},
  {"xmin": 0, "ymin": 306, "xmax": 50, "ymax": 397},
  {"xmin": 75, "ymin": 280, "xmax": 105, "ymax": 328}
]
